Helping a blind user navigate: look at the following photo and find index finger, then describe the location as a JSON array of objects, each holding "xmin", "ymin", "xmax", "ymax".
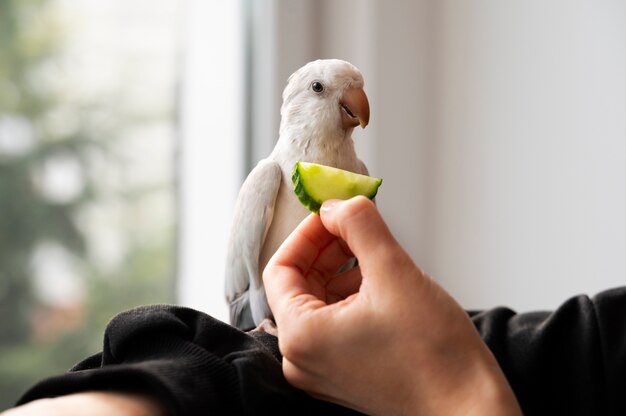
[{"xmin": 263, "ymin": 213, "xmax": 336, "ymax": 318}]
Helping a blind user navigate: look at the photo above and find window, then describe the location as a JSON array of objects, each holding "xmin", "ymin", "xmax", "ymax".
[{"xmin": 176, "ymin": 0, "xmax": 243, "ymax": 322}]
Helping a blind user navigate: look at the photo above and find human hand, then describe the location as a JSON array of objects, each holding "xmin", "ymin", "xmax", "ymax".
[
  {"xmin": 1, "ymin": 392, "xmax": 167, "ymax": 416},
  {"xmin": 263, "ymin": 196, "xmax": 521, "ymax": 415}
]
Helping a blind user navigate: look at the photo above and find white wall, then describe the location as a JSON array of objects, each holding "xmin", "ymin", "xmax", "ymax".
[
  {"xmin": 428, "ymin": 1, "xmax": 626, "ymax": 311},
  {"xmin": 179, "ymin": 1, "xmax": 626, "ymax": 321},
  {"xmin": 255, "ymin": 1, "xmax": 626, "ymax": 312}
]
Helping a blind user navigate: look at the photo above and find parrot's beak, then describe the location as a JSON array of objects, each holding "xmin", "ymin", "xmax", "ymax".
[{"xmin": 340, "ymin": 87, "xmax": 370, "ymax": 130}]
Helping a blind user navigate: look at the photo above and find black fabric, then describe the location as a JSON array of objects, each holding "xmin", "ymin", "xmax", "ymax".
[
  {"xmin": 17, "ymin": 305, "xmax": 359, "ymax": 415},
  {"xmin": 16, "ymin": 287, "xmax": 626, "ymax": 415}
]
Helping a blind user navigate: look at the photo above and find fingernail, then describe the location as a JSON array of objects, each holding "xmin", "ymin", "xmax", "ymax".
[{"xmin": 320, "ymin": 199, "xmax": 342, "ymax": 213}]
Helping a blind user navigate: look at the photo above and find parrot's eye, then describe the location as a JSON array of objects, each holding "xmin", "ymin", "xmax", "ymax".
[{"xmin": 311, "ymin": 81, "xmax": 324, "ymax": 93}]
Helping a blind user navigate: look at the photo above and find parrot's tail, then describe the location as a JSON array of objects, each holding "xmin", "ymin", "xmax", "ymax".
[{"xmin": 229, "ymin": 293, "xmax": 255, "ymax": 331}]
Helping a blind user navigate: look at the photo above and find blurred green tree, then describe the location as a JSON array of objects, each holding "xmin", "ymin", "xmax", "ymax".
[
  {"xmin": 1, "ymin": 0, "xmax": 89, "ymax": 347},
  {"xmin": 0, "ymin": 0, "xmax": 176, "ymax": 409}
]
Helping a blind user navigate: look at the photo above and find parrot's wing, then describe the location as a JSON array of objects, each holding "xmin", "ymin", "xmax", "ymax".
[{"xmin": 225, "ymin": 159, "xmax": 282, "ymax": 330}]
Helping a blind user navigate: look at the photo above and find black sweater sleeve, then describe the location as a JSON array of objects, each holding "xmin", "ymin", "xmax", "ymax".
[
  {"xmin": 472, "ymin": 286, "xmax": 626, "ymax": 415},
  {"xmin": 16, "ymin": 305, "xmax": 361, "ymax": 415},
  {"xmin": 16, "ymin": 287, "xmax": 626, "ymax": 415}
]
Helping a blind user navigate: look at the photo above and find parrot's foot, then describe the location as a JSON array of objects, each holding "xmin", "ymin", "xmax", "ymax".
[{"xmin": 252, "ymin": 318, "xmax": 278, "ymax": 336}]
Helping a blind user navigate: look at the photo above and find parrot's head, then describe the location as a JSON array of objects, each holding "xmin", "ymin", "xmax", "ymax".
[{"xmin": 279, "ymin": 59, "xmax": 370, "ymax": 138}]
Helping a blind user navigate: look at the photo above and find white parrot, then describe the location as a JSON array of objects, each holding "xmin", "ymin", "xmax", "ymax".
[{"xmin": 225, "ymin": 59, "xmax": 371, "ymax": 330}]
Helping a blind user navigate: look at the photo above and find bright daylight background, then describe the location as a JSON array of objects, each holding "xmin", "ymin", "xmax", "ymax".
[{"xmin": 2, "ymin": 0, "xmax": 626, "ymax": 411}]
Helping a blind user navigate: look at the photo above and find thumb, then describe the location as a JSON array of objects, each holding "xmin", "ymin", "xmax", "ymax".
[{"xmin": 319, "ymin": 197, "xmax": 406, "ymax": 277}]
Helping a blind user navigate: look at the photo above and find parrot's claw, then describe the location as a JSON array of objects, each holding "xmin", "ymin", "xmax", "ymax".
[{"xmin": 252, "ymin": 318, "xmax": 278, "ymax": 337}]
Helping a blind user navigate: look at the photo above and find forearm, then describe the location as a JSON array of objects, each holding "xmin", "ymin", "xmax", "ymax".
[{"xmin": 2, "ymin": 391, "xmax": 167, "ymax": 416}]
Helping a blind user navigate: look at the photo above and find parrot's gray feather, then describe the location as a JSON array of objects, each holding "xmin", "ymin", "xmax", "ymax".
[{"xmin": 225, "ymin": 159, "xmax": 282, "ymax": 330}]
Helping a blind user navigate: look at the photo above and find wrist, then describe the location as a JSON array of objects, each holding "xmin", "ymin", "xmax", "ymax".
[
  {"xmin": 455, "ymin": 358, "xmax": 522, "ymax": 416},
  {"xmin": 412, "ymin": 353, "xmax": 521, "ymax": 416},
  {"xmin": 398, "ymin": 342, "xmax": 521, "ymax": 416}
]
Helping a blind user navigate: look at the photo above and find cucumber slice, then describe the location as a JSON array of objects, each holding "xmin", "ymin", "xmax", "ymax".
[{"xmin": 292, "ymin": 161, "xmax": 383, "ymax": 213}]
